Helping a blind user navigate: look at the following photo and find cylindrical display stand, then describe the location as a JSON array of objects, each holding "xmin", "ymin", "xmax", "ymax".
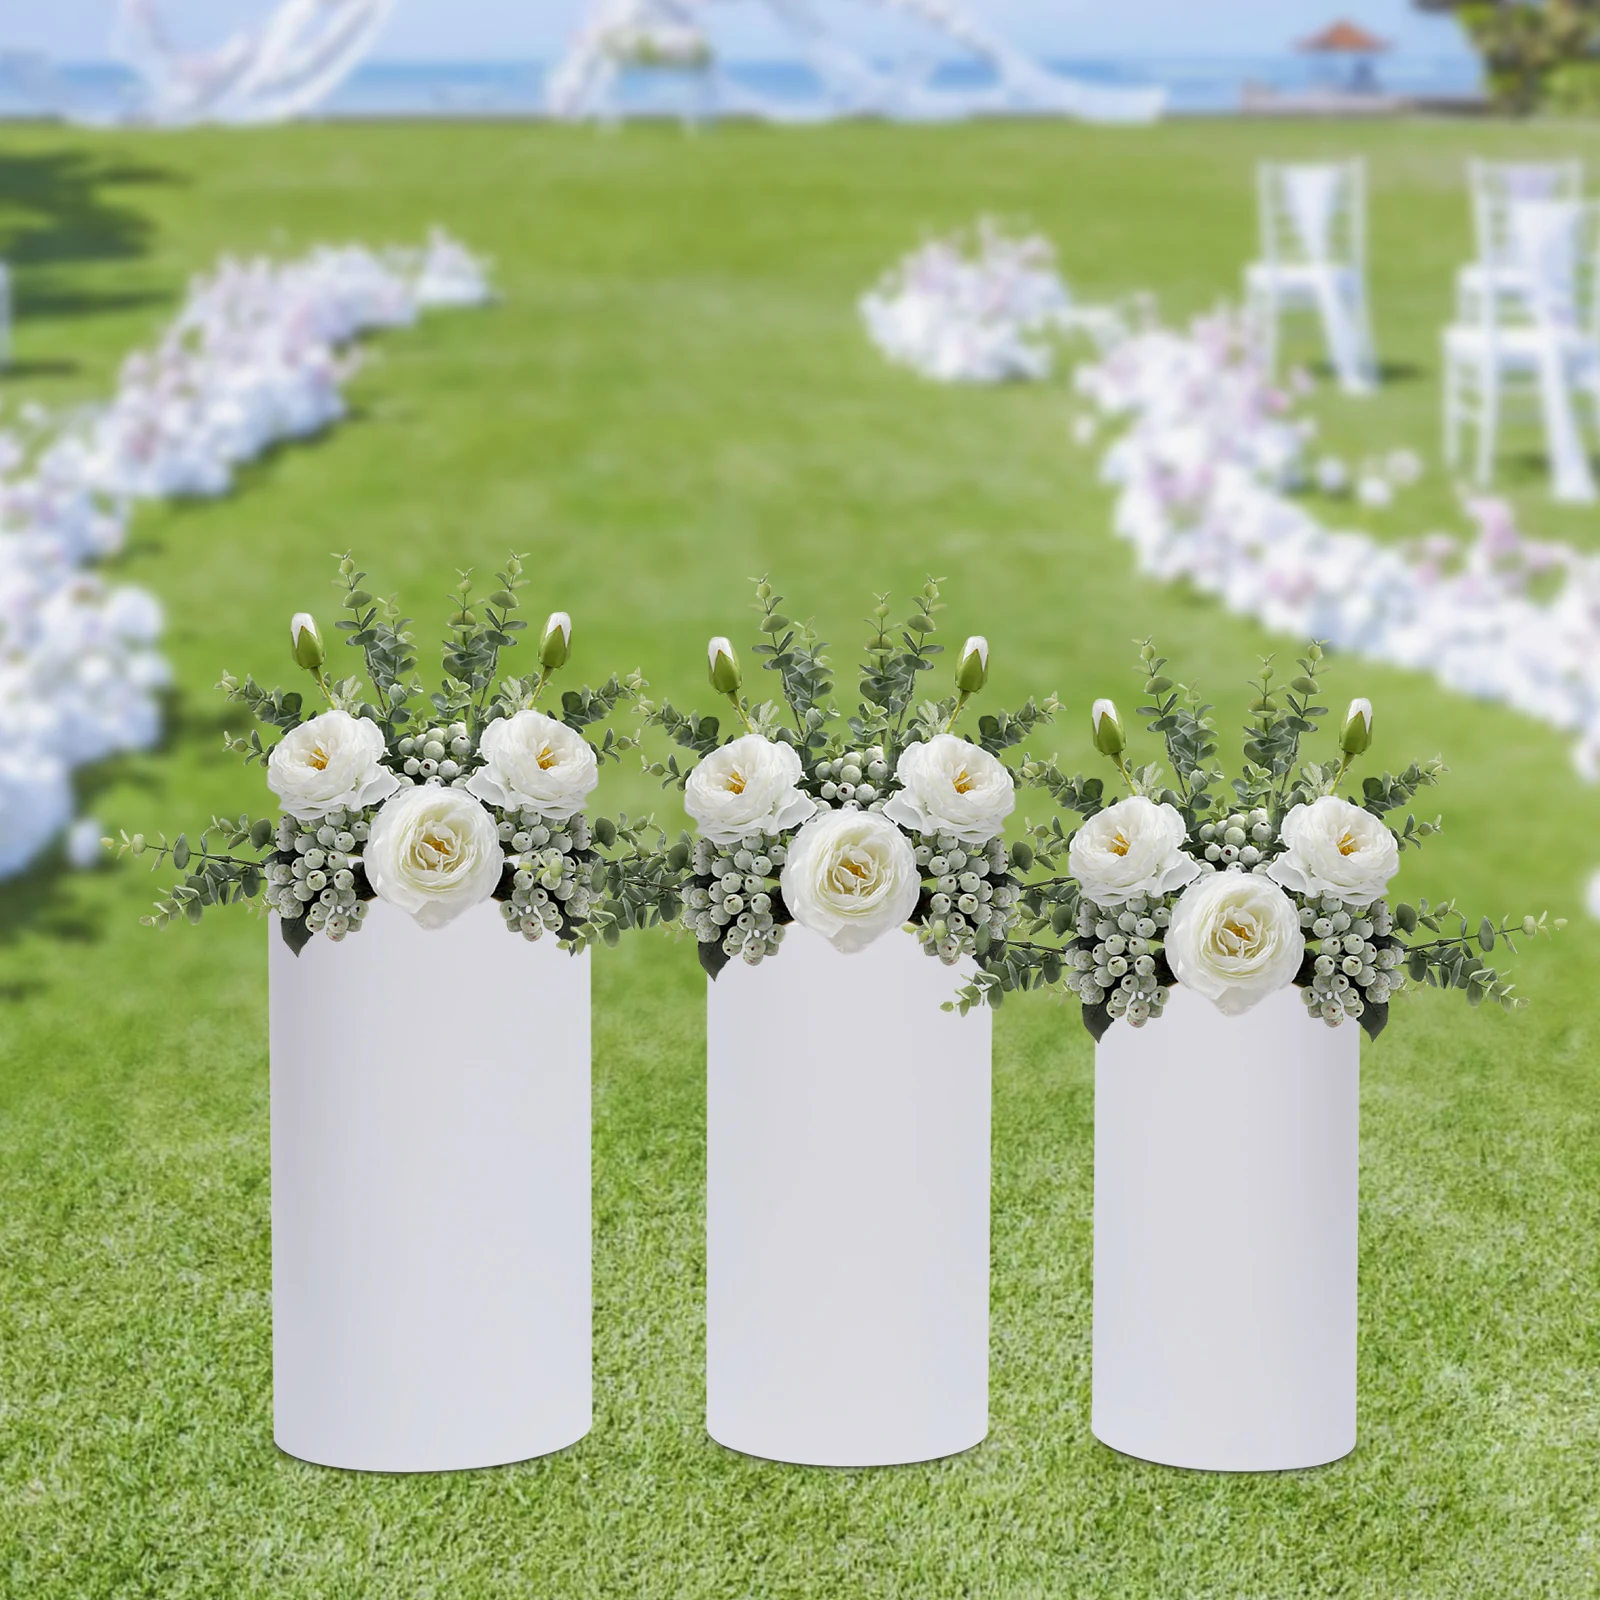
[
  {"xmin": 706, "ymin": 924, "xmax": 992, "ymax": 1466},
  {"xmin": 269, "ymin": 901, "xmax": 590, "ymax": 1471},
  {"xmin": 1092, "ymin": 984, "xmax": 1359, "ymax": 1471}
]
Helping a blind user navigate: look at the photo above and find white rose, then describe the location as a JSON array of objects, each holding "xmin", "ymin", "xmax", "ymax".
[
  {"xmin": 685, "ymin": 734, "xmax": 817, "ymax": 846},
  {"xmin": 363, "ymin": 785, "xmax": 504, "ymax": 931},
  {"xmin": 1165, "ymin": 871, "xmax": 1305, "ymax": 1017},
  {"xmin": 1266, "ymin": 796, "xmax": 1399, "ymax": 906},
  {"xmin": 464, "ymin": 709, "xmax": 597, "ymax": 821},
  {"xmin": 780, "ymin": 808, "xmax": 921, "ymax": 954},
  {"xmin": 1068, "ymin": 795, "xmax": 1201, "ymax": 907},
  {"xmin": 882, "ymin": 734, "xmax": 1014, "ymax": 845},
  {"xmin": 267, "ymin": 709, "xmax": 402, "ymax": 822}
]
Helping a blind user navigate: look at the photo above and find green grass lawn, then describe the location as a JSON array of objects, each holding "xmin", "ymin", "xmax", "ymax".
[{"xmin": 1, "ymin": 117, "xmax": 1598, "ymax": 1599}]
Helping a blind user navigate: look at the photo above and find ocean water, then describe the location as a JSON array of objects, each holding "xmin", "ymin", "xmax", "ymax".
[{"xmin": 0, "ymin": 55, "xmax": 1482, "ymax": 123}]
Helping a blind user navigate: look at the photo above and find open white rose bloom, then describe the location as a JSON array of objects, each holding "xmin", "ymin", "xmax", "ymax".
[
  {"xmin": 779, "ymin": 810, "xmax": 922, "ymax": 955},
  {"xmin": 882, "ymin": 734, "xmax": 1015, "ymax": 846},
  {"xmin": 267, "ymin": 710, "xmax": 403, "ymax": 822},
  {"xmin": 363, "ymin": 786, "xmax": 505, "ymax": 932},
  {"xmin": 1266, "ymin": 796, "xmax": 1399, "ymax": 906},
  {"xmin": 1164, "ymin": 873, "xmax": 1306, "ymax": 1018},
  {"xmin": 1067, "ymin": 795, "xmax": 1200, "ymax": 908},
  {"xmin": 466, "ymin": 709, "xmax": 599, "ymax": 822},
  {"xmin": 684, "ymin": 734, "xmax": 816, "ymax": 846}
]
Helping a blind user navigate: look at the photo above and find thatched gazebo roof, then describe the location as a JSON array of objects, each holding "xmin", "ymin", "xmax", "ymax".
[{"xmin": 1298, "ymin": 20, "xmax": 1391, "ymax": 54}]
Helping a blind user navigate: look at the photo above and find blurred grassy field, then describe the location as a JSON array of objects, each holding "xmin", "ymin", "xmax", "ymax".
[{"xmin": 1, "ymin": 118, "xmax": 1598, "ymax": 1599}]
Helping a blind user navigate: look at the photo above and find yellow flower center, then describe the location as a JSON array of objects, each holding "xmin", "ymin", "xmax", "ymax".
[
  {"xmin": 537, "ymin": 742, "xmax": 560, "ymax": 771},
  {"xmin": 308, "ymin": 745, "xmax": 330, "ymax": 772},
  {"xmin": 953, "ymin": 767, "xmax": 976, "ymax": 795},
  {"xmin": 1108, "ymin": 829, "xmax": 1131, "ymax": 857},
  {"xmin": 724, "ymin": 767, "xmax": 747, "ymax": 796},
  {"xmin": 1216, "ymin": 912, "xmax": 1259, "ymax": 957},
  {"xmin": 1337, "ymin": 830, "xmax": 1360, "ymax": 856}
]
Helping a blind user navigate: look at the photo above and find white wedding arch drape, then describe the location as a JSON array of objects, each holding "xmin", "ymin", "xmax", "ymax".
[
  {"xmin": 546, "ymin": 0, "xmax": 1166, "ymax": 124},
  {"xmin": 102, "ymin": 0, "xmax": 397, "ymax": 125}
]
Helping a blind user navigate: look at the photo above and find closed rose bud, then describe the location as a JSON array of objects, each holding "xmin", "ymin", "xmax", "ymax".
[
  {"xmin": 955, "ymin": 635, "xmax": 989, "ymax": 695},
  {"xmin": 708, "ymin": 636, "xmax": 741, "ymax": 695},
  {"xmin": 290, "ymin": 612, "xmax": 325, "ymax": 672},
  {"xmin": 1091, "ymin": 697, "xmax": 1125, "ymax": 757},
  {"xmin": 540, "ymin": 611, "xmax": 572, "ymax": 670},
  {"xmin": 1340, "ymin": 698, "xmax": 1373, "ymax": 756}
]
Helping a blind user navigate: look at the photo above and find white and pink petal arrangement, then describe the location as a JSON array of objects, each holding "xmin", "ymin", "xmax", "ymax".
[
  {"xmin": 647, "ymin": 576, "xmax": 1058, "ymax": 982},
  {"xmin": 113, "ymin": 551, "xmax": 676, "ymax": 953}
]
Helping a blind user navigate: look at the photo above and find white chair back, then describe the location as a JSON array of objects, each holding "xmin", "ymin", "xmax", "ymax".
[
  {"xmin": 1500, "ymin": 199, "xmax": 1600, "ymax": 336},
  {"xmin": 1469, "ymin": 159, "xmax": 1584, "ymax": 270},
  {"xmin": 1257, "ymin": 161, "xmax": 1365, "ymax": 274}
]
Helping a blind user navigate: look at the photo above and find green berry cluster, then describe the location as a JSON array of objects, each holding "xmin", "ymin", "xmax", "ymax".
[
  {"xmin": 495, "ymin": 811, "xmax": 600, "ymax": 942},
  {"xmin": 1063, "ymin": 892, "xmax": 1174, "ymax": 1027},
  {"xmin": 264, "ymin": 809, "xmax": 372, "ymax": 941},
  {"xmin": 685, "ymin": 832, "xmax": 790, "ymax": 967},
  {"xmin": 1294, "ymin": 894, "xmax": 1405, "ymax": 1027},
  {"xmin": 1196, "ymin": 806, "xmax": 1282, "ymax": 874},
  {"xmin": 911, "ymin": 831, "xmax": 1019, "ymax": 966},
  {"xmin": 814, "ymin": 746, "xmax": 892, "ymax": 810},
  {"xmin": 395, "ymin": 720, "xmax": 478, "ymax": 787}
]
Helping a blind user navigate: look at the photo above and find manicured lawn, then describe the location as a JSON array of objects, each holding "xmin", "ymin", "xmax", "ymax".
[{"xmin": 1, "ymin": 117, "xmax": 1598, "ymax": 1598}]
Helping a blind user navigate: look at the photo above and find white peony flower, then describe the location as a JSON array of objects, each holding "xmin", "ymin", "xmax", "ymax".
[
  {"xmin": 1165, "ymin": 872, "xmax": 1305, "ymax": 1017},
  {"xmin": 882, "ymin": 734, "xmax": 1013, "ymax": 845},
  {"xmin": 465, "ymin": 709, "xmax": 597, "ymax": 821},
  {"xmin": 1266, "ymin": 796, "xmax": 1399, "ymax": 906},
  {"xmin": 685, "ymin": 734, "xmax": 816, "ymax": 846},
  {"xmin": 362, "ymin": 784, "xmax": 503, "ymax": 930},
  {"xmin": 780, "ymin": 808, "xmax": 921, "ymax": 954},
  {"xmin": 1068, "ymin": 795, "xmax": 1200, "ymax": 907},
  {"xmin": 267, "ymin": 709, "xmax": 402, "ymax": 822}
]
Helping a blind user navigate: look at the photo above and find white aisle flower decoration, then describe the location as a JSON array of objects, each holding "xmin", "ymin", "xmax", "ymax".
[
  {"xmin": 0, "ymin": 229, "xmax": 494, "ymax": 887},
  {"xmin": 649, "ymin": 581, "xmax": 1055, "ymax": 979},
  {"xmin": 118, "ymin": 555, "xmax": 681, "ymax": 957},
  {"xmin": 1074, "ymin": 300, "xmax": 1600, "ymax": 919},
  {"xmin": 780, "ymin": 808, "xmax": 922, "ymax": 954},
  {"xmin": 860, "ymin": 221, "xmax": 1085, "ymax": 385},
  {"xmin": 982, "ymin": 641, "xmax": 1561, "ymax": 1036}
]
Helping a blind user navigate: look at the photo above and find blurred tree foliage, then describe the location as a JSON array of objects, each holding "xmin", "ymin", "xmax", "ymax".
[{"xmin": 1428, "ymin": 1, "xmax": 1600, "ymax": 112}]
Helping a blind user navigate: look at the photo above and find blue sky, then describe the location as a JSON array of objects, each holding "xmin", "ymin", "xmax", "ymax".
[{"xmin": 5, "ymin": 1, "xmax": 1475, "ymax": 64}]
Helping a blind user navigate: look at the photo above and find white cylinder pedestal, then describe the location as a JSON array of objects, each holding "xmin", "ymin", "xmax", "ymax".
[
  {"xmin": 706, "ymin": 924, "xmax": 992, "ymax": 1466},
  {"xmin": 1092, "ymin": 984, "xmax": 1359, "ymax": 1471},
  {"xmin": 268, "ymin": 902, "xmax": 591, "ymax": 1471}
]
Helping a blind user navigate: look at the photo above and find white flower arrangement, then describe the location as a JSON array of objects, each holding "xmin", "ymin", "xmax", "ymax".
[
  {"xmin": 647, "ymin": 577, "xmax": 1057, "ymax": 976},
  {"xmin": 114, "ymin": 553, "xmax": 678, "ymax": 955},
  {"xmin": 965, "ymin": 640, "xmax": 1561, "ymax": 1034}
]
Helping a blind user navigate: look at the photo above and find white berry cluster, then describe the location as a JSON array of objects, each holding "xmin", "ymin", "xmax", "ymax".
[
  {"xmin": 814, "ymin": 746, "xmax": 891, "ymax": 810},
  {"xmin": 911, "ymin": 830, "xmax": 1018, "ymax": 966},
  {"xmin": 1063, "ymin": 892, "xmax": 1173, "ymax": 1026},
  {"xmin": 395, "ymin": 720, "xmax": 477, "ymax": 786},
  {"xmin": 265, "ymin": 808, "xmax": 372, "ymax": 940},
  {"xmin": 1294, "ymin": 894, "xmax": 1406, "ymax": 1027},
  {"xmin": 1195, "ymin": 807, "xmax": 1281, "ymax": 874},
  {"xmin": 685, "ymin": 831, "xmax": 789, "ymax": 966},
  {"xmin": 498, "ymin": 811, "xmax": 598, "ymax": 941}
]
